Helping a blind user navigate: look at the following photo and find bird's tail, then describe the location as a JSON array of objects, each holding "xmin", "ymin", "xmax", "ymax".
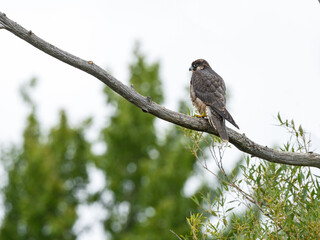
[
  {"xmin": 224, "ymin": 109, "xmax": 239, "ymax": 129},
  {"xmin": 207, "ymin": 107, "xmax": 229, "ymax": 141},
  {"xmin": 213, "ymin": 107, "xmax": 239, "ymax": 129}
]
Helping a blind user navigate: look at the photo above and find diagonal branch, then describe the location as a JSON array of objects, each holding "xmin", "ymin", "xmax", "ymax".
[{"xmin": 1, "ymin": 11, "xmax": 319, "ymax": 168}]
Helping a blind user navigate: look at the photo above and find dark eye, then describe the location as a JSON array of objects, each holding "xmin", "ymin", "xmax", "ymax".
[{"xmin": 193, "ymin": 63, "xmax": 198, "ymax": 68}]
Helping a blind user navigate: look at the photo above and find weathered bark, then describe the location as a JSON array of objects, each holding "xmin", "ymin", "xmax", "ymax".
[{"xmin": 1, "ymin": 12, "xmax": 319, "ymax": 168}]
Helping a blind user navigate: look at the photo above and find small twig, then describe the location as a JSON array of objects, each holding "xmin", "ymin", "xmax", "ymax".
[
  {"xmin": 308, "ymin": 167, "xmax": 317, "ymax": 189},
  {"xmin": 206, "ymin": 142, "xmax": 283, "ymax": 230},
  {"xmin": 170, "ymin": 229, "xmax": 183, "ymax": 240}
]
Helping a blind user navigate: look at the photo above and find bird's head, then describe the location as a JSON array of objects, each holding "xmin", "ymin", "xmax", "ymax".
[{"xmin": 189, "ymin": 59, "xmax": 210, "ymax": 72}]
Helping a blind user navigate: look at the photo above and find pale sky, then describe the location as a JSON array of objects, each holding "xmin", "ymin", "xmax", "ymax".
[{"xmin": 1, "ymin": 1, "xmax": 320, "ymax": 239}]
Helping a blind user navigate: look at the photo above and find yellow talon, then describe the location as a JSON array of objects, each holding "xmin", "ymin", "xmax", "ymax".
[{"xmin": 194, "ymin": 113, "xmax": 207, "ymax": 118}]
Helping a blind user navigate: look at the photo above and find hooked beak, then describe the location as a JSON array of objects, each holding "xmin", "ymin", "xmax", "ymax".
[{"xmin": 189, "ymin": 66, "xmax": 195, "ymax": 71}]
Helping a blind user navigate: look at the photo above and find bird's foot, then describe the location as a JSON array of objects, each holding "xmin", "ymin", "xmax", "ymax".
[{"xmin": 194, "ymin": 113, "xmax": 207, "ymax": 118}]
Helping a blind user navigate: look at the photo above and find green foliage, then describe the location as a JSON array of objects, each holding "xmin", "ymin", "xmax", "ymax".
[
  {"xmin": 96, "ymin": 46, "xmax": 199, "ymax": 239},
  {"xmin": 0, "ymin": 47, "xmax": 204, "ymax": 239},
  {"xmin": 0, "ymin": 81, "xmax": 91, "ymax": 240},
  {"xmin": 277, "ymin": 112, "xmax": 311, "ymax": 153},
  {"xmin": 183, "ymin": 114, "xmax": 320, "ymax": 240},
  {"xmin": 2, "ymin": 48, "xmax": 317, "ymax": 240}
]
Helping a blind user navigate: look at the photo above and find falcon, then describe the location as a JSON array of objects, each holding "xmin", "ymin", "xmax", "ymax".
[{"xmin": 189, "ymin": 59, "xmax": 239, "ymax": 141}]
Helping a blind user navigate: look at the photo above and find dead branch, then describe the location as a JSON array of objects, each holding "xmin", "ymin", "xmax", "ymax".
[{"xmin": 1, "ymin": 12, "xmax": 319, "ymax": 168}]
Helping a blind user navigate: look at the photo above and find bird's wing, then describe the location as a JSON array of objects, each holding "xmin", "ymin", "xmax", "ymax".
[{"xmin": 191, "ymin": 69, "xmax": 226, "ymax": 116}]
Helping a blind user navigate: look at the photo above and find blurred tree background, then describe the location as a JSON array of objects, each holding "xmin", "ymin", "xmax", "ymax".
[
  {"xmin": 0, "ymin": 47, "xmax": 211, "ymax": 239},
  {"xmin": 3, "ymin": 45, "xmax": 315, "ymax": 240},
  {"xmin": 0, "ymin": 79, "xmax": 91, "ymax": 239},
  {"xmin": 96, "ymin": 47, "xmax": 199, "ymax": 239}
]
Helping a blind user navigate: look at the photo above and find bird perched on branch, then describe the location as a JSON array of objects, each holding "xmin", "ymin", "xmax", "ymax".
[{"xmin": 189, "ymin": 59, "xmax": 239, "ymax": 141}]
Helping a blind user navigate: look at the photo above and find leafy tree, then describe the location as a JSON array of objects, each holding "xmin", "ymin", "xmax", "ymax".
[
  {"xmin": 183, "ymin": 115, "xmax": 320, "ymax": 240},
  {"xmin": 0, "ymin": 49, "xmax": 250, "ymax": 240},
  {"xmin": 0, "ymin": 80, "xmax": 91, "ymax": 240},
  {"xmin": 96, "ymin": 46, "xmax": 202, "ymax": 239}
]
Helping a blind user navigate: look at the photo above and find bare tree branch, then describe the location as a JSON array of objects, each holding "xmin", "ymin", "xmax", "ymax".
[{"xmin": 1, "ymin": 12, "xmax": 319, "ymax": 168}]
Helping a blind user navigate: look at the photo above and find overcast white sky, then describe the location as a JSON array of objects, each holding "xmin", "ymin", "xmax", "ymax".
[{"xmin": 1, "ymin": 0, "xmax": 320, "ymax": 239}]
